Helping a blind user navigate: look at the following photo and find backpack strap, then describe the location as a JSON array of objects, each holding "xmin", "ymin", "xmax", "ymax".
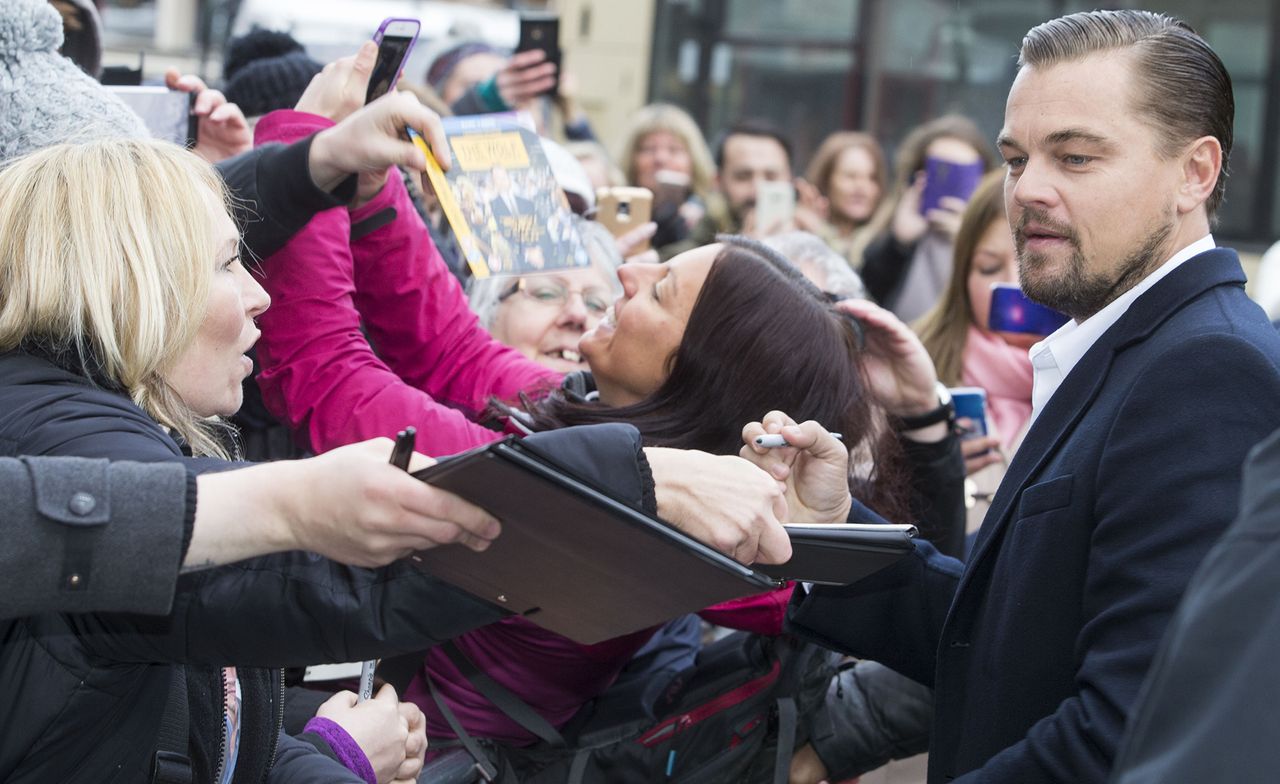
[
  {"xmin": 566, "ymin": 748, "xmax": 592, "ymax": 784},
  {"xmin": 423, "ymin": 670, "xmax": 499, "ymax": 783},
  {"xmin": 772, "ymin": 696, "xmax": 798, "ymax": 784},
  {"xmin": 151, "ymin": 665, "xmax": 193, "ymax": 784},
  {"xmin": 375, "ymin": 650, "xmax": 424, "ymax": 694},
  {"xmin": 440, "ymin": 640, "xmax": 567, "ymax": 748}
]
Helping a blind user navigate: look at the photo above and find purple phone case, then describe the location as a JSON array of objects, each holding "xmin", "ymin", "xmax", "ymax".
[
  {"xmin": 987, "ymin": 284, "xmax": 1070, "ymax": 335},
  {"xmin": 367, "ymin": 17, "xmax": 420, "ymax": 102},
  {"xmin": 919, "ymin": 157, "xmax": 985, "ymax": 215}
]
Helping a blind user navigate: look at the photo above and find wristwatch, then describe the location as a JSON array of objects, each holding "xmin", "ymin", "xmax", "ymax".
[{"xmin": 895, "ymin": 382, "xmax": 954, "ymax": 431}]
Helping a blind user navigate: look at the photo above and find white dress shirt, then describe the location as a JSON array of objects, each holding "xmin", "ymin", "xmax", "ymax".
[{"xmin": 1027, "ymin": 234, "xmax": 1216, "ymax": 426}]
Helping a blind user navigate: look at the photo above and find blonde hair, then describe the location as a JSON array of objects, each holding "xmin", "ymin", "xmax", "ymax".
[
  {"xmin": 914, "ymin": 170, "xmax": 1008, "ymax": 386},
  {"xmin": 616, "ymin": 103, "xmax": 715, "ymax": 200},
  {"xmin": 0, "ymin": 139, "xmax": 235, "ymax": 458}
]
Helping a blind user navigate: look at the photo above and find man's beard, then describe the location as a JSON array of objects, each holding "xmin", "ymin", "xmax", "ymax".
[{"xmin": 1015, "ymin": 208, "xmax": 1172, "ymax": 321}]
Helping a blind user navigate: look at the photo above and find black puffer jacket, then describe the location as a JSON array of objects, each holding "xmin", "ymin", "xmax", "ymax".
[{"xmin": 0, "ymin": 350, "xmax": 654, "ymax": 783}]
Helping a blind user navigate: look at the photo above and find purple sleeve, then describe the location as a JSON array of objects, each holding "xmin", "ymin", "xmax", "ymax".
[{"xmin": 301, "ymin": 716, "xmax": 377, "ymax": 784}]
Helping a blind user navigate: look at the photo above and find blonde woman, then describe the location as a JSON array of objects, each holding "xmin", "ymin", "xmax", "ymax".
[
  {"xmin": 0, "ymin": 139, "xmax": 788, "ymax": 784},
  {"xmin": 616, "ymin": 103, "xmax": 718, "ymax": 257}
]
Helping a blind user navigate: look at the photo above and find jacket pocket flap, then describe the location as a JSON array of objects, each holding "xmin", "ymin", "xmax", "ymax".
[
  {"xmin": 26, "ymin": 456, "xmax": 111, "ymax": 526},
  {"xmin": 1017, "ymin": 474, "xmax": 1073, "ymax": 518}
]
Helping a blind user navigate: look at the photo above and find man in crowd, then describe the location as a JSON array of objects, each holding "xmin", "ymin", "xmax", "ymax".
[
  {"xmin": 687, "ymin": 120, "xmax": 796, "ymax": 243},
  {"xmin": 778, "ymin": 10, "xmax": 1280, "ymax": 782}
]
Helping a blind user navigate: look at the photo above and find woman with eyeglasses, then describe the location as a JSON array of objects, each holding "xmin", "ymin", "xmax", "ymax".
[
  {"xmin": 466, "ymin": 219, "xmax": 622, "ymax": 374},
  {"xmin": 249, "ymin": 73, "xmax": 962, "ymax": 773}
]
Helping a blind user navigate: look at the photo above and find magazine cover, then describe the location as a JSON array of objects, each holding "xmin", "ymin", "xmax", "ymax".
[{"xmin": 415, "ymin": 112, "xmax": 589, "ymax": 279}]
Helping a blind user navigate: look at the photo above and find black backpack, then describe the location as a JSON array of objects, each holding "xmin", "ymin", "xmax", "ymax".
[{"xmin": 404, "ymin": 631, "xmax": 840, "ymax": 783}]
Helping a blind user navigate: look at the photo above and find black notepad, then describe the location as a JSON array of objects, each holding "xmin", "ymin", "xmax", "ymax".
[{"xmin": 409, "ymin": 437, "xmax": 915, "ymax": 644}]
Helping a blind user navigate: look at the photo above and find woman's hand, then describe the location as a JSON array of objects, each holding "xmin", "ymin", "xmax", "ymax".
[
  {"xmin": 295, "ymin": 42, "xmax": 399, "ymax": 206},
  {"xmin": 494, "ymin": 49, "xmax": 559, "ymax": 109},
  {"xmin": 391, "ymin": 700, "xmax": 428, "ymax": 784},
  {"xmin": 615, "ymin": 221, "xmax": 659, "ymax": 264},
  {"xmin": 793, "ymin": 178, "xmax": 831, "ymax": 234},
  {"xmin": 741, "ymin": 412, "xmax": 851, "ymax": 525},
  {"xmin": 835, "ymin": 299, "xmax": 939, "ymax": 417},
  {"xmin": 925, "ymin": 195, "xmax": 967, "ymax": 242},
  {"xmin": 308, "ymin": 91, "xmax": 452, "ymax": 195},
  {"xmin": 295, "ymin": 41, "xmax": 378, "ymax": 125},
  {"xmin": 163, "ymin": 69, "xmax": 251, "ymax": 164},
  {"xmin": 788, "ymin": 742, "xmax": 831, "ymax": 784},
  {"xmin": 958, "ymin": 419, "xmax": 1003, "ymax": 475},
  {"xmin": 645, "ymin": 447, "xmax": 792, "ymax": 565},
  {"xmin": 315, "ymin": 685, "xmax": 418, "ymax": 784},
  {"xmin": 890, "ymin": 173, "xmax": 929, "ymax": 246}
]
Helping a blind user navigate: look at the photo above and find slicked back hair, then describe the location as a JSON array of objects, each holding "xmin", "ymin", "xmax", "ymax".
[{"xmin": 1019, "ymin": 10, "xmax": 1233, "ymax": 218}]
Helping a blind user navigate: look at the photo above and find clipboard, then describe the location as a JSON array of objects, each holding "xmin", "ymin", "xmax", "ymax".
[
  {"xmin": 762, "ymin": 524, "xmax": 917, "ymax": 586},
  {"xmin": 409, "ymin": 437, "xmax": 915, "ymax": 644}
]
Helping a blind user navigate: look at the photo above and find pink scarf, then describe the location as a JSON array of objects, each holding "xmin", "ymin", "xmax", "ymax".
[{"xmin": 962, "ymin": 325, "xmax": 1034, "ymax": 450}]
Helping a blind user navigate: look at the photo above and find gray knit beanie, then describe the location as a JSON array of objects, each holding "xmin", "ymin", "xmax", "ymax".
[{"xmin": 0, "ymin": 0, "xmax": 148, "ymax": 163}]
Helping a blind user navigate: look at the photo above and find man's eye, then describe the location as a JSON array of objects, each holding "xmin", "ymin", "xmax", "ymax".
[
  {"xmin": 1063, "ymin": 154, "xmax": 1092, "ymax": 166},
  {"xmin": 1004, "ymin": 156, "xmax": 1027, "ymax": 170}
]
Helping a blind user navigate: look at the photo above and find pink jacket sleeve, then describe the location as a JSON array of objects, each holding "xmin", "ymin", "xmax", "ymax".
[{"xmin": 251, "ymin": 110, "xmax": 558, "ymax": 456}]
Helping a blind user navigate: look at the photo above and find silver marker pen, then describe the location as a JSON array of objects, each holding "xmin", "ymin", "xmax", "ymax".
[{"xmin": 753, "ymin": 432, "xmax": 844, "ymax": 448}]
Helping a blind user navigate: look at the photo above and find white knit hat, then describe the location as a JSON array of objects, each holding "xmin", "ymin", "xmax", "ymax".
[{"xmin": 0, "ymin": 0, "xmax": 147, "ymax": 163}]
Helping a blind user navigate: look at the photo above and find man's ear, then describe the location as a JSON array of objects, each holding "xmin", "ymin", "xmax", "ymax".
[{"xmin": 1176, "ymin": 135, "xmax": 1222, "ymax": 216}]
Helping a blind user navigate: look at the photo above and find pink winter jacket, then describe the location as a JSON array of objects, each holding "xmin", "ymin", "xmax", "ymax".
[
  {"xmin": 251, "ymin": 109, "xmax": 793, "ymax": 745},
  {"xmin": 252, "ymin": 110, "xmax": 557, "ymax": 456}
]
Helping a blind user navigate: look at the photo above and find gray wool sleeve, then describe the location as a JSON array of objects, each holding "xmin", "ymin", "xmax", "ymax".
[{"xmin": 0, "ymin": 456, "xmax": 191, "ymax": 619}]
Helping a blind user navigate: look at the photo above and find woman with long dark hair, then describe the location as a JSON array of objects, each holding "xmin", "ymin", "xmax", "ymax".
[
  {"xmin": 400, "ymin": 237, "xmax": 959, "ymax": 750},
  {"xmin": 528, "ymin": 237, "xmax": 906, "ymax": 519}
]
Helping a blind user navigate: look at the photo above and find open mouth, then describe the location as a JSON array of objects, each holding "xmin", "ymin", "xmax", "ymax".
[{"xmin": 542, "ymin": 348, "xmax": 583, "ymax": 364}]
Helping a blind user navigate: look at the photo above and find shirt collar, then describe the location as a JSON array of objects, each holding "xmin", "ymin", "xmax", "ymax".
[{"xmin": 1027, "ymin": 234, "xmax": 1214, "ymax": 413}]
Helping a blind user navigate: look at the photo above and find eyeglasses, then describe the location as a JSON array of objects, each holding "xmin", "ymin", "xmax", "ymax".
[{"xmin": 499, "ymin": 278, "xmax": 611, "ymax": 317}]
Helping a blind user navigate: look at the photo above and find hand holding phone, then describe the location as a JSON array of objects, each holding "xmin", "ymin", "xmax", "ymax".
[
  {"xmin": 987, "ymin": 282, "xmax": 1070, "ymax": 336},
  {"xmin": 516, "ymin": 13, "xmax": 561, "ymax": 97},
  {"xmin": 106, "ymin": 86, "xmax": 197, "ymax": 147},
  {"xmin": 596, "ymin": 187, "xmax": 654, "ymax": 248},
  {"xmin": 919, "ymin": 156, "xmax": 984, "ymax": 216},
  {"xmin": 754, "ymin": 180, "xmax": 796, "ymax": 236},
  {"xmin": 366, "ymin": 18, "xmax": 421, "ymax": 104}
]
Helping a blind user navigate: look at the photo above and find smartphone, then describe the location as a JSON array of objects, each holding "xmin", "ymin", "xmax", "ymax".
[
  {"xmin": 754, "ymin": 180, "xmax": 795, "ymax": 234},
  {"xmin": 516, "ymin": 13, "xmax": 561, "ymax": 96},
  {"xmin": 365, "ymin": 17, "xmax": 421, "ymax": 104},
  {"xmin": 987, "ymin": 282, "xmax": 1070, "ymax": 335},
  {"xmin": 596, "ymin": 187, "xmax": 653, "ymax": 248},
  {"xmin": 652, "ymin": 169, "xmax": 691, "ymax": 215},
  {"xmin": 950, "ymin": 387, "xmax": 989, "ymax": 438},
  {"xmin": 919, "ymin": 156, "xmax": 985, "ymax": 215},
  {"xmin": 106, "ymin": 86, "xmax": 197, "ymax": 147}
]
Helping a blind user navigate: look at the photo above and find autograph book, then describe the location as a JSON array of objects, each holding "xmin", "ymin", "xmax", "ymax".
[{"xmin": 408, "ymin": 437, "xmax": 916, "ymax": 644}]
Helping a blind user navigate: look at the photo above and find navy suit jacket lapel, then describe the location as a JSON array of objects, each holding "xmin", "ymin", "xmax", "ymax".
[{"xmin": 958, "ymin": 249, "xmax": 1246, "ymax": 586}]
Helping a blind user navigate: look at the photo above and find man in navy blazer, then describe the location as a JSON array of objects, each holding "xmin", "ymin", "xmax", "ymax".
[{"xmin": 772, "ymin": 10, "xmax": 1280, "ymax": 783}]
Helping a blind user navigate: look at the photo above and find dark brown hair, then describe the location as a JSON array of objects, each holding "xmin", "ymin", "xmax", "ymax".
[
  {"xmin": 526, "ymin": 237, "xmax": 909, "ymax": 522},
  {"xmin": 1019, "ymin": 10, "xmax": 1233, "ymax": 217}
]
